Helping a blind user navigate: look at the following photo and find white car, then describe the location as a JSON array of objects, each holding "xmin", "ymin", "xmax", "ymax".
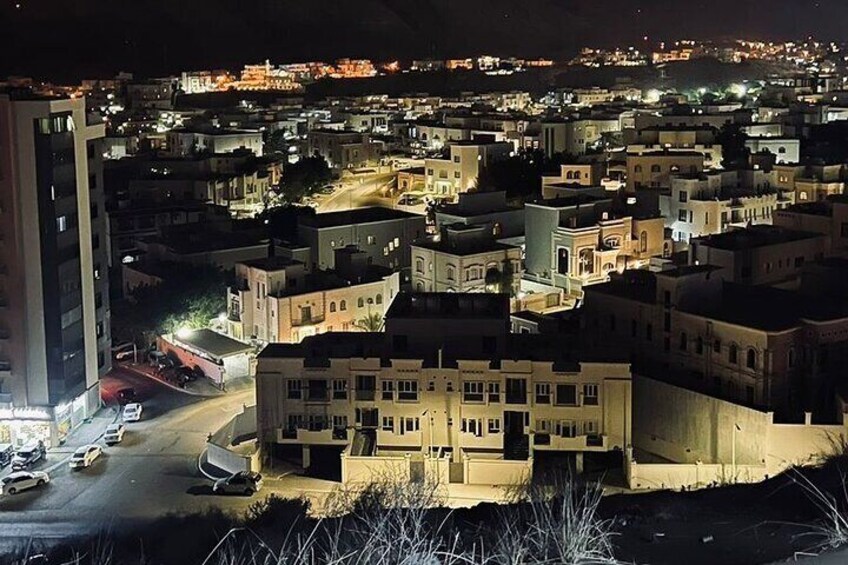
[
  {"xmin": 104, "ymin": 423, "xmax": 125, "ymax": 445},
  {"xmin": 69, "ymin": 444, "xmax": 102, "ymax": 470},
  {"xmin": 122, "ymin": 403, "xmax": 143, "ymax": 422},
  {"xmin": 1, "ymin": 471, "xmax": 50, "ymax": 495}
]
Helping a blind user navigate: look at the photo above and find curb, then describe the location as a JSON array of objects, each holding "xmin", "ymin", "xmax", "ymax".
[
  {"xmin": 120, "ymin": 364, "xmax": 222, "ymax": 398},
  {"xmin": 42, "ymin": 408, "xmax": 121, "ymax": 474},
  {"xmin": 197, "ymin": 448, "xmax": 231, "ymax": 481}
]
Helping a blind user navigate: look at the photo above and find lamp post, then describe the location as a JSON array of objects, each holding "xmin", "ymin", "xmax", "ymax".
[{"xmin": 732, "ymin": 423, "xmax": 742, "ymax": 478}]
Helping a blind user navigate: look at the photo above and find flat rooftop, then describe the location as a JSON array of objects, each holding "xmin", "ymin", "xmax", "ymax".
[
  {"xmin": 386, "ymin": 293, "xmax": 509, "ymax": 320},
  {"xmin": 175, "ymin": 329, "xmax": 252, "ymax": 358},
  {"xmin": 299, "ymin": 207, "xmax": 422, "ymax": 229},
  {"xmin": 692, "ymin": 226, "xmax": 823, "ymax": 251}
]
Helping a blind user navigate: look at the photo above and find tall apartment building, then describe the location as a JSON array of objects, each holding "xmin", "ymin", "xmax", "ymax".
[
  {"xmin": 256, "ymin": 293, "xmax": 632, "ymax": 485},
  {"xmin": 0, "ymin": 93, "xmax": 111, "ymax": 447}
]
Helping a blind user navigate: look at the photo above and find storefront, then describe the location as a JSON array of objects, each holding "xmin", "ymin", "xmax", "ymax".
[{"xmin": 0, "ymin": 386, "xmax": 100, "ymax": 448}]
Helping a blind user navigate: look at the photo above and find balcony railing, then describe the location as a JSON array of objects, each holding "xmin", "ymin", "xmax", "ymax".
[{"xmin": 355, "ymin": 389, "xmax": 376, "ymax": 401}]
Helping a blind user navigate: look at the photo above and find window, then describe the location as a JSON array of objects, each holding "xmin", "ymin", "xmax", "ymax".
[
  {"xmin": 446, "ymin": 266, "xmax": 455, "ymax": 281},
  {"xmin": 397, "ymin": 380, "xmax": 418, "ymax": 401},
  {"xmin": 583, "ymin": 384, "xmax": 599, "ymax": 405},
  {"xmin": 287, "ymin": 379, "xmax": 302, "ymax": 400},
  {"xmin": 340, "ymin": 300, "xmax": 347, "ymax": 311},
  {"xmin": 535, "ymin": 383, "xmax": 551, "ymax": 404},
  {"xmin": 415, "ymin": 258, "xmax": 424, "ymax": 274},
  {"xmin": 382, "ymin": 416, "xmax": 394, "ymax": 432},
  {"xmin": 333, "ymin": 379, "xmax": 347, "ymax": 400},
  {"xmin": 461, "ymin": 418, "xmax": 482, "ymax": 436},
  {"xmin": 583, "ymin": 420, "xmax": 599, "ymax": 435},
  {"xmin": 402, "ymin": 417, "xmax": 420, "ymax": 433},
  {"xmin": 746, "ymin": 348, "xmax": 757, "ymax": 370},
  {"xmin": 555, "ymin": 384, "xmax": 577, "ymax": 406},
  {"xmin": 463, "ymin": 381, "xmax": 484, "ymax": 402},
  {"xmin": 329, "ymin": 302, "xmax": 336, "ymax": 313},
  {"xmin": 333, "ymin": 415, "xmax": 348, "ymax": 430},
  {"xmin": 714, "ymin": 339, "xmax": 721, "ymax": 353},
  {"xmin": 696, "ymin": 337, "xmax": 704, "ymax": 355},
  {"xmin": 367, "ymin": 235, "xmax": 376, "ymax": 245},
  {"xmin": 487, "ymin": 382, "xmax": 500, "ymax": 403},
  {"xmin": 651, "ymin": 164, "xmax": 661, "ymax": 173},
  {"xmin": 678, "ymin": 190, "xmax": 688, "ymax": 203},
  {"xmin": 678, "ymin": 210, "xmax": 688, "ymax": 222},
  {"xmin": 556, "ymin": 420, "xmax": 578, "ymax": 438},
  {"xmin": 488, "ymin": 418, "xmax": 501, "ymax": 434},
  {"xmin": 375, "ymin": 294, "xmax": 382, "ymax": 305},
  {"xmin": 729, "ymin": 344, "xmax": 738, "ymax": 364},
  {"xmin": 634, "ymin": 165, "xmax": 643, "ymax": 173},
  {"xmin": 639, "ymin": 231, "xmax": 648, "ymax": 253},
  {"xmin": 381, "ymin": 380, "xmax": 394, "ymax": 400},
  {"xmin": 358, "ymin": 297, "xmax": 364, "ymax": 308}
]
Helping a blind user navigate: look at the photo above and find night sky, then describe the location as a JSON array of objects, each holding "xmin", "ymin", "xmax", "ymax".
[{"xmin": 0, "ymin": 0, "xmax": 844, "ymax": 80}]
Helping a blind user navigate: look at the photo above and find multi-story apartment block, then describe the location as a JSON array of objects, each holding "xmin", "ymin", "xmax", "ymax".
[
  {"xmin": 523, "ymin": 196, "xmax": 665, "ymax": 299},
  {"xmin": 0, "ymin": 93, "xmax": 111, "ymax": 447},
  {"xmin": 626, "ymin": 150, "xmax": 705, "ymax": 191},
  {"xmin": 745, "ymin": 137, "xmax": 801, "ymax": 165},
  {"xmin": 582, "ymin": 266, "xmax": 848, "ymax": 416},
  {"xmin": 255, "ymin": 293, "xmax": 632, "ymax": 484},
  {"xmin": 688, "ymin": 225, "xmax": 827, "ymax": 286},
  {"xmin": 423, "ymin": 141, "xmax": 512, "ymax": 200},
  {"xmin": 661, "ymin": 173, "xmax": 788, "ymax": 244},
  {"xmin": 625, "ymin": 126, "xmax": 723, "ymax": 169},
  {"xmin": 296, "ymin": 207, "xmax": 426, "ymax": 273},
  {"xmin": 773, "ymin": 162, "xmax": 846, "ymax": 203},
  {"xmin": 774, "ymin": 195, "xmax": 848, "ymax": 258},
  {"xmin": 410, "ymin": 224, "xmax": 522, "ymax": 294},
  {"xmin": 539, "ymin": 117, "xmax": 621, "ymax": 157},
  {"xmin": 227, "ymin": 247, "xmax": 400, "ymax": 343},
  {"xmin": 433, "ymin": 191, "xmax": 525, "ymax": 239},
  {"xmin": 167, "ymin": 127, "xmax": 264, "ymax": 157},
  {"xmin": 306, "ymin": 129, "xmax": 382, "ymax": 171}
]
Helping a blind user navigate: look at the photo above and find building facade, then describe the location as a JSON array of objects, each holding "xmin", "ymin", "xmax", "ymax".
[{"xmin": 0, "ymin": 94, "xmax": 111, "ymax": 447}]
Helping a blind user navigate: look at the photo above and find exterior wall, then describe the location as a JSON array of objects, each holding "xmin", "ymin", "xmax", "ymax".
[
  {"xmin": 410, "ymin": 246, "xmax": 522, "ymax": 294},
  {"xmin": 464, "ymin": 455, "xmax": 532, "ymax": 485},
  {"xmin": 255, "ymin": 356, "xmax": 632, "ymax": 484},
  {"xmin": 745, "ymin": 138, "xmax": 800, "ymax": 164},
  {"xmin": 0, "ymin": 95, "xmax": 108, "ymax": 447},
  {"xmin": 626, "ymin": 153, "xmax": 705, "ymax": 192}
]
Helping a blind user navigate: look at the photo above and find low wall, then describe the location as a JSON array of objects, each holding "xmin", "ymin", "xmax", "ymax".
[
  {"xmin": 341, "ymin": 453, "xmax": 411, "ymax": 484},
  {"xmin": 464, "ymin": 457, "xmax": 532, "ymax": 486},
  {"xmin": 208, "ymin": 441, "xmax": 260, "ymax": 475},
  {"xmin": 627, "ymin": 459, "xmax": 768, "ymax": 491},
  {"xmin": 207, "ymin": 405, "xmax": 260, "ymax": 475}
]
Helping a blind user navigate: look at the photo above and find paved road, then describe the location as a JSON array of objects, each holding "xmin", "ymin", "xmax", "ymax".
[
  {"xmin": 315, "ymin": 172, "xmax": 397, "ymax": 213},
  {"xmin": 0, "ymin": 368, "xmax": 256, "ymax": 553}
]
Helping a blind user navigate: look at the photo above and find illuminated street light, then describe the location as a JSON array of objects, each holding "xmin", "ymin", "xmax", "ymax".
[{"xmin": 176, "ymin": 327, "xmax": 193, "ymax": 339}]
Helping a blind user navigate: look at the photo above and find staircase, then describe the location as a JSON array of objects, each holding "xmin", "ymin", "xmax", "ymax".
[{"xmin": 350, "ymin": 429, "xmax": 376, "ymax": 456}]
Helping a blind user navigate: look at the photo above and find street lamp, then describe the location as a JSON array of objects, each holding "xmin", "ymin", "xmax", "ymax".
[{"xmin": 731, "ymin": 423, "xmax": 742, "ymax": 478}]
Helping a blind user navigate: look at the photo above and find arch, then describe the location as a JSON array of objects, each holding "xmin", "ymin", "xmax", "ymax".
[
  {"xmin": 729, "ymin": 343, "xmax": 738, "ymax": 364},
  {"xmin": 639, "ymin": 231, "xmax": 648, "ymax": 253},
  {"xmin": 574, "ymin": 170, "xmax": 582, "ymax": 179},
  {"xmin": 357, "ymin": 297, "xmax": 365, "ymax": 308},
  {"xmin": 340, "ymin": 300, "xmax": 347, "ymax": 311},
  {"xmin": 565, "ymin": 171, "xmax": 574, "ymax": 180},
  {"xmin": 650, "ymin": 164, "xmax": 661, "ymax": 173},
  {"xmin": 416, "ymin": 282, "xmax": 424, "ymax": 292},
  {"xmin": 746, "ymin": 348, "xmax": 757, "ymax": 370},
  {"xmin": 634, "ymin": 165, "xmax": 643, "ymax": 173},
  {"xmin": 578, "ymin": 248, "xmax": 595, "ymax": 275},
  {"xmin": 329, "ymin": 301, "xmax": 337, "ymax": 313},
  {"xmin": 557, "ymin": 247, "xmax": 570, "ymax": 275},
  {"xmin": 415, "ymin": 258, "xmax": 424, "ymax": 273},
  {"xmin": 375, "ymin": 294, "xmax": 383, "ymax": 305}
]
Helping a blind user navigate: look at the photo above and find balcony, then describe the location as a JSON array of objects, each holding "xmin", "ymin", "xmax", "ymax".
[
  {"xmin": 533, "ymin": 434, "xmax": 608, "ymax": 451},
  {"xmin": 292, "ymin": 315, "xmax": 325, "ymax": 328},
  {"xmin": 354, "ymin": 389, "xmax": 376, "ymax": 401},
  {"xmin": 277, "ymin": 427, "xmax": 351, "ymax": 444},
  {"xmin": 505, "ymin": 393, "xmax": 528, "ymax": 405}
]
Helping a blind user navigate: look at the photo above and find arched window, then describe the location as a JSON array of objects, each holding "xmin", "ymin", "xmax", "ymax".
[
  {"xmin": 634, "ymin": 165, "xmax": 643, "ymax": 173},
  {"xmin": 357, "ymin": 297, "xmax": 364, "ymax": 308},
  {"xmin": 729, "ymin": 344, "xmax": 738, "ymax": 364},
  {"xmin": 650, "ymin": 164, "xmax": 662, "ymax": 173},
  {"xmin": 329, "ymin": 302, "xmax": 336, "ymax": 313},
  {"xmin": 602, "ymin": 262, "xmax": 615, "ymax": 272},
  {"xmin": 639, "ymin": 231, "xmax": 648, "ymax": 253},
  {"xmin": 375, "ymin": 294, "xmax": 383, "ymax": 305},
  {"xmin": 746, "ymin": 348, "xmax": 757, "ymax": 370},
  {"xmin": 578, "ymin": 248, "xmax": 595, "ymax": 275},
  {"xmin": 446, "ymin": 266, "xmax": 455, "ymax": 281},
  {"xmin": 778, "ymin": 146, "xmax": 786, "ymax": 154},
  {"xmin": 416, "ymin": 282, "xmax": 424, "ymax": 292},
  {"xmin": 557, "ymin": 247, "xmax": 570, "ymax": 275},
  {"xmin": 787, "ymin": 347, "xmax": 796, "ymax": 369},
  {"xmin": 340, "ymin": 300, "xmax": 347, "ymax": 311},
  {"xmin": 574, "ymin": 171, "xmax": 582, "ymax": 179},
  {"xmin": 415, "ymin": 258, "xmax": 424, "ymax": 273},
  {"xmin": 566, "ymin": 171, "xmax": 574, "ymax": 180}
]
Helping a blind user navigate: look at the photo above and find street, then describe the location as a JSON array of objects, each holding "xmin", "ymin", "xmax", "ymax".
[
  {"xmin": 0, "ymin": 366, "xmax": 258, "ymax": 553},
  {"xmin": 314, "ymin": 171, "xmax": 398, "ymax": 213}
]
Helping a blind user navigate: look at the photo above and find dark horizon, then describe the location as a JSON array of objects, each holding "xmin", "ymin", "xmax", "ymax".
[{"xmin": 1, "ymin": 0, "xmax": 845, "ymax": 82}]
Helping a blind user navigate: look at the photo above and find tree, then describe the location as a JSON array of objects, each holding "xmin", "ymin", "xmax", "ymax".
[
  {"xmin": 279, "ymin": 154, "xmax": 334, "ymax": 203},
  {"xmin": 352, "ymin": 312, "xmax": 384, "ymax": 332},
  {"xmin": 716, "ymin": 123, "xmax": 750, "ymax": 169},
  {"xmin": 264, "ymin": 129, "xmax": 292, "ymax": 155},
  {"xmin": 475, "ymin": 149, "xmax": 567, "ymax": 201},
  {"xmin": 111, "ymin": 262, "xmax": 233, "ymax": 344}
]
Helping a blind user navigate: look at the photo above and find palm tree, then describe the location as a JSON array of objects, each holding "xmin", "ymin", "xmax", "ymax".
[{"xmin": 352, "ymin": 312, "xmax": 384, "ymax": 332}]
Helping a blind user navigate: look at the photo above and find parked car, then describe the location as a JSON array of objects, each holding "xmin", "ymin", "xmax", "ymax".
[
  {"xmin": 117, "ymin": 387, "xmax": 136, "ymax": 405},
  {"xmin": 122, "ymin": 403, "xmax": 143, "ymax": 422},
  {"xmin": 0, "ymin": 443, "xmax": 13, "ymax": 468},
  {"xmin": 212, "ymin": 471, "xmax": 263, "ymax": 496},
  {"xmin": 69, "ymin": 445, "xmax": 102, "ymax": 470},
  {"xmin": 1, "ymin": 471, "xmax": 50, "ymax": 495},
  {"xmin": 11, "ymin": 441, "xmax": 46, "ymax": 471},
  {"xmin": 104, "ymin": 423, "xmax": 126, "ymax": 445},
  {"xmin": 176, "ymin": 366, "xmax": 200, "ymax": 382},
  {"xmin": 148, "ymin": 351, "xmax": 172, "ymax": 371},
  {"xmin": 111, "ymin": 341, "xmax": 136, "ymax": 361}
]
